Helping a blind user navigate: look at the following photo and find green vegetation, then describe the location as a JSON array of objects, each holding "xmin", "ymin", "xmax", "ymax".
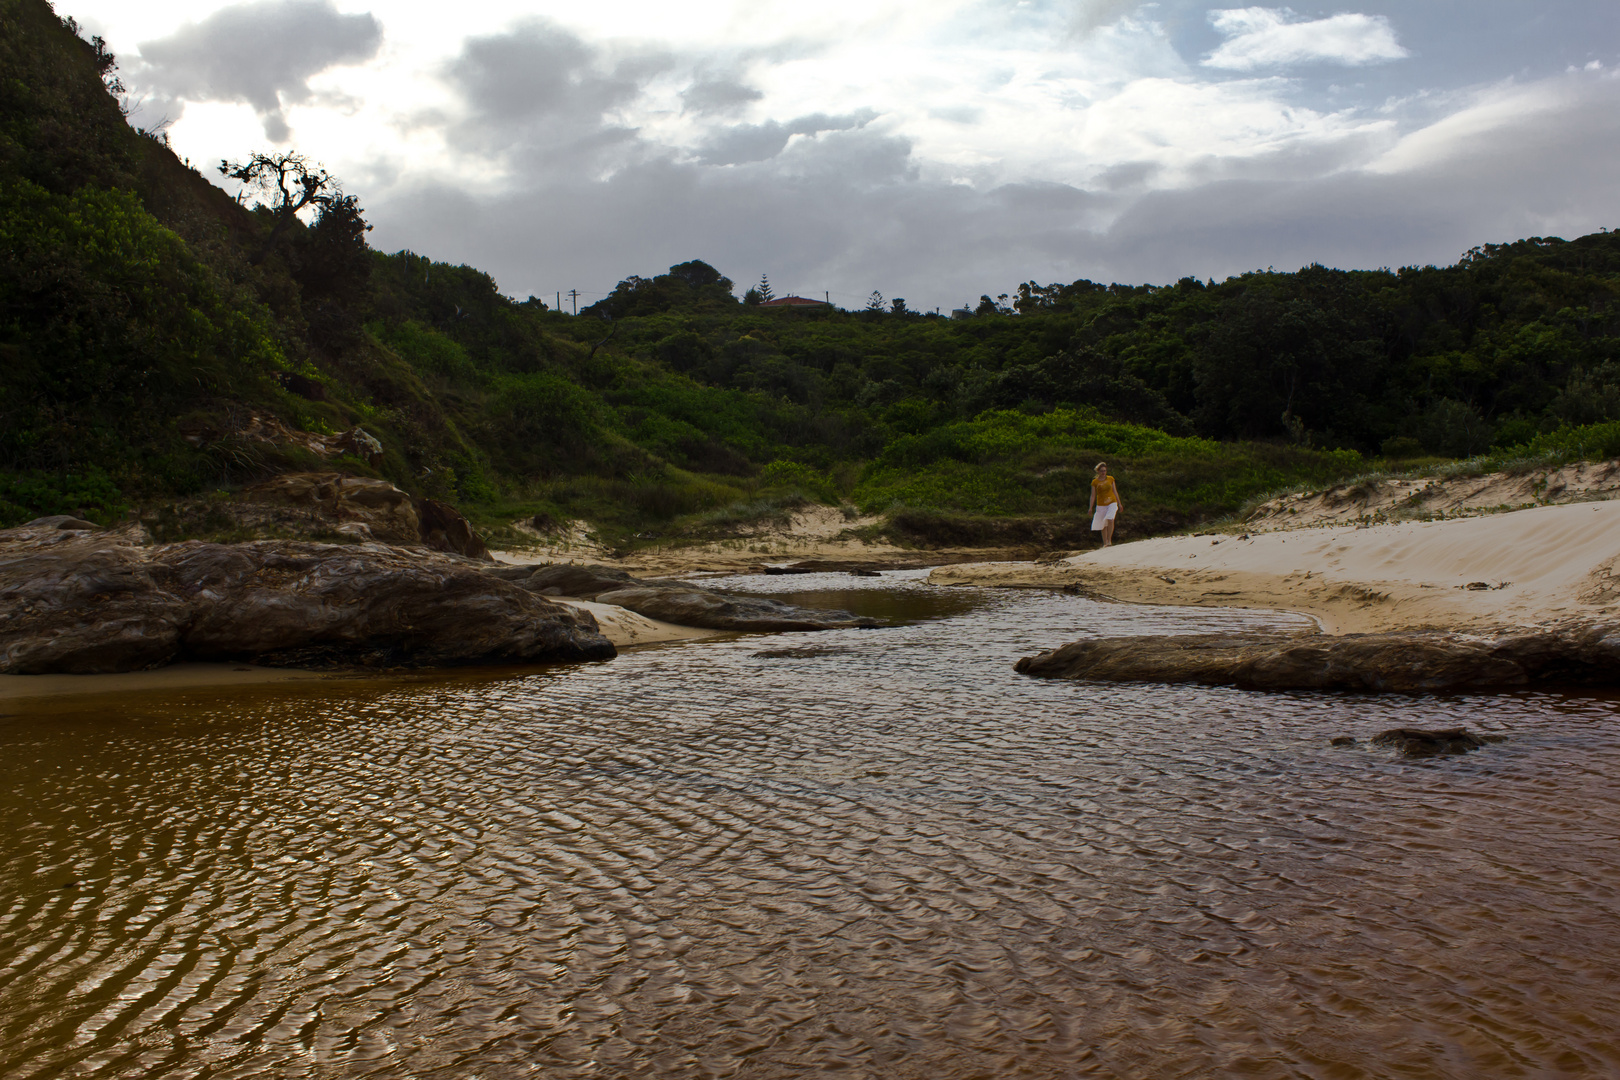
[{"xmin": 4, "ymin": 0, "xmax": 1619, "ymax": 547}]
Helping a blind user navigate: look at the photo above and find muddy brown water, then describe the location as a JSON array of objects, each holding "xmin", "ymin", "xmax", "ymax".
[{"xmin": 2, "ymin": 570, "xmax": 1618, "ymax": 1078}]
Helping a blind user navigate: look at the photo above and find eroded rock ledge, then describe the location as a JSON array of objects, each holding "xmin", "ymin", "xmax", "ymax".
[
  {"xmin": 0, "ymin": 523, "xmax": 613, "ymax": 674},
  {"xmin": 487, "ymin": 564, "xmax": 883, "ymax": 632},
  {"xmin": 1014, "ymin": 624, "xmax": 1620, "ymax": 693}
]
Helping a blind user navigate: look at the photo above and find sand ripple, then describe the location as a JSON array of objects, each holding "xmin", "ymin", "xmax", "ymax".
[{"xmin": 2, "ymin": 572, "xmax": 1617, "ymax": 1077}]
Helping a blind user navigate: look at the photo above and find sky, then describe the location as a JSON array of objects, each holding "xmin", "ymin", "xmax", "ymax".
[{"xmin": 63, "ymin": 0, "xmax": 1620, "ymax": 312}]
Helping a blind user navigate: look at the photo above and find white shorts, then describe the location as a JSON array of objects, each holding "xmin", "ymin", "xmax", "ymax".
[{"xmin": 1091, "ymin": 502, "xmax": 1118, "ymax": 531}]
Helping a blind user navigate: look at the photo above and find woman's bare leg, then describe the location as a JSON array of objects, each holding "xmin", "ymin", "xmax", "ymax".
[{"xmin": 1101, "ymin": 515, "xmax": 1115, "ymax": 547}]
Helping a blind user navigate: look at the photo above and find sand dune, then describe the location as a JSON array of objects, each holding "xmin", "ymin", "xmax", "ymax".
[
  {"xmin": 1244, "ymin": 459, "xmax": 1620, "ymax": 531},
  {"xmin": 932, "ymin": 500, "xmax": 1620, "ymax": 633}
]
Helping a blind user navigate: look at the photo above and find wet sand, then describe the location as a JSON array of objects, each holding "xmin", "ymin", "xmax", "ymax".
[
  {"xmin": 0, "ymin": 662, "xmax": 331, "ymax": 705},
  {"xmin": 549, "ymin": 597, "xmax": 728, "ymax": 646}
]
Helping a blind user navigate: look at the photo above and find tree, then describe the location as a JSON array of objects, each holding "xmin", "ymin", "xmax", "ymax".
[
  {"xmin": 669, "ymin": 260, "xmax": 732, "ymax": 292},
  {"xmin": 757, "ymin": 273, "xmax": 775, "ymax": 303},
  {"xmin": 865, "ymin": 290, "xmax": 885, "ymax": 312},
  {"xmin": 292, "ymin": 192, "xmax": 373, "ymax": 349},
  {"xmin": 890, "ymin": 297, "xmax": 907, "ymax": 316},
  {"xmin": 219, "ymin": 152, "xmax": 339, "ymax": 265}
]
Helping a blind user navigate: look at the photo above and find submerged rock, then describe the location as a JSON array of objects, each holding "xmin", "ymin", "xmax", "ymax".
[
  {"xmin": 593, "ymin": 586, "xmax": 881, "ymax": 633},
  {"xmin": 753, "ymin": 646, "xmax": 854, "ymax": 659},
  {"xmin": 1371, "ymin": 727, "xmax": 1506, "ymax": 757},
  {"xmin": 0, "ymin": 526, "xmax": 613, "ymax": 674},
  {"xmin": 1015, "ymin": 624, "xmax": 1620, "ymax": 693},
  {"xmin": 489, "ymin": 563, "xmax": 882, "ymax": 632}
]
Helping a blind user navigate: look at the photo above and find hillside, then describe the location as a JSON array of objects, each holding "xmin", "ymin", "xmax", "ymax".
[{"xmin": 4, "ymin": 0, "xmax": 1619, "ymax": 554}]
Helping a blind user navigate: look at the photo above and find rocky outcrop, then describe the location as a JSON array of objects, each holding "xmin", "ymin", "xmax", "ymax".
[
  {"xmin": 179, "ymin": 413, "xmax": 385, "ymax": 468},
  {"xmin": 24, "ymin": 515, "xmax": 104, "ymax": 531},
  {"xmin": 415, "ymin": 497, "xmax": 490, "ymax": 561},
  {"xmin": 1014, "ymin": 623, "xmax": 1620, "ymax": 693},
  {"xmin": 246, "ymin": 473, "xmax": 491, "ymax": 560},
  {"xmin": 0, "ymin": 525, "xmax": 613, "ymax": 674},
  {"xmin": 488, "ymin": 563, "xmax": 883, "ymax": 632},
  {"xmin": 484, "ymin": 563, "xmax": 646, "ymax": 596}
]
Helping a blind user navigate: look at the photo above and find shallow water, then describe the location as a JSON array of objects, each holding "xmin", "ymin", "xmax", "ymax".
[{"xmin": 2, "ymin": 571, "xmax": 1618, "ymax": 1079}]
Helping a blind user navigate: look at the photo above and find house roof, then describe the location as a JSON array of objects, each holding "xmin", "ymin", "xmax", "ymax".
[{"xmin": 759, "ymin": 295, "xmax": 828, "ymax": 306}]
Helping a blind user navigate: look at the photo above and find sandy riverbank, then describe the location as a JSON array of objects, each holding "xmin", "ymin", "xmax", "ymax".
[
  {"xmin": 931, "ymin": 500, "xmax": 1620, "ymax": 634},
  {"xmin": 497, "ymin": 505, "xmax": 1024, "ymax": 576}
]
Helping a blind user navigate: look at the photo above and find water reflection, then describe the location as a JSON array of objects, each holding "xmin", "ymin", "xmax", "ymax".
[{"xmin": 2, "ymin": 577, "xmax": 1618, "ymax": 1078}]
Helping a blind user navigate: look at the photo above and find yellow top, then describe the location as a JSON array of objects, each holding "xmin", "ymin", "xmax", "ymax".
[{"xmin": 1091, "ymin": 475, "xmax": 1119, "ymax": 506}]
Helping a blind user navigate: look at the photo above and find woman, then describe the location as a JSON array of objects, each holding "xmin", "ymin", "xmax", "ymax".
[{"xmin": 1089, "ymin": 462, "xmax": 1122, "ymax": 547}]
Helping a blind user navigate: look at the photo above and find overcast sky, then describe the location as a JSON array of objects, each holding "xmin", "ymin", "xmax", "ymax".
[{"xmin": 67, "ymin": 0, "xmax": 1620, "ymax": 312}]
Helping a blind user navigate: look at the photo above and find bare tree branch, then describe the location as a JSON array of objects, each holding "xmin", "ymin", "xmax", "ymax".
[{"xmin": 219, "ymin": 152, "xmax": 339, "ymax": 266}]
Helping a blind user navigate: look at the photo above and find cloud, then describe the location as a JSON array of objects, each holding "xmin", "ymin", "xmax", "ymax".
[
  {"xmin": 438, "ymin": 20, "xmax": 671, "ymax": 175},
  {"xmin": 682, "ymin": 78, "xmax": 764, "ymax": 116},
  {"xmin": 1204, "ymin": 8, "xmax": 1408, "ymax": 71},
  {"xmin": 137, "ymin": 0, "xmax": 380, "ymax": 141},
  {"xmin": 363, "ymin": 65, "xmax": 1619, "ymax": 314},
  {"xmin": 1067, "ymin": 0, "xmax": 1144, "ymax": 37},
  {"xmin": 1076, "ymin": 71, "xmax": 1620, "ymax": 283},
  {"xmin": 697, "ymin": 110, "xmax": 878, "ymax": 165},
  {"xmin": 448, "ymin": 20, "xmax": 638, "ymax": 124}
]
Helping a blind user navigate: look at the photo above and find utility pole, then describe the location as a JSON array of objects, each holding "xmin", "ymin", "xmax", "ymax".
[
  {"xmin": 556, "ymin": 291, "xmax": 561, "ymax": 312},
  {"xmin": 567, "ymin": 289, "xmax": 579, "ymax": 315}
]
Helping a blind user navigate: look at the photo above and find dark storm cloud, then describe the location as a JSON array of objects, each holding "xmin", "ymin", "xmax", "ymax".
[{"xmin": 138, "ymin": 0, "xmax": 380, "ymax": 141}]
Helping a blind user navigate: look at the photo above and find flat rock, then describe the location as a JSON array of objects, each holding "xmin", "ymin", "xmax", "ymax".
[
  {"xmin": 0, "ymin": 527, "xmax": 612, "ymax": 674},
  {"xmin": 1014, "ymin": 624, "xmax": 1620, "ymax": 693},
  {"xmin": 593, "ymin": 586, "xmax": 880, "ymax": 632},
  {"xmin": 491, "ymin": 563, "xmax": 881, "ymax": 632}
]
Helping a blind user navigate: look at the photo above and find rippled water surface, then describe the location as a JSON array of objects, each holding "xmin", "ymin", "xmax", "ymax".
[{"xmin": 3, "ymin": 571, "xmax": 1619, "ymax": 1078}]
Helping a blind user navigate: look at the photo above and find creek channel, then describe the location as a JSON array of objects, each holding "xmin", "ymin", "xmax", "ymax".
[{"xmin": 2, "ymin": 569, "xmax": 1618, "ymax": 1078}]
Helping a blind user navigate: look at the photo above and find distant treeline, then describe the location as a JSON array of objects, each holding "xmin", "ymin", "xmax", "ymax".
[{"xmin": 568, "ymin": 235, "xmax": 1620, "ymax": 459}]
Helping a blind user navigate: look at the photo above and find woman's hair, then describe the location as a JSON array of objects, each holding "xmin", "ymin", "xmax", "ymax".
[{"xmin": 1094, "ymin": 462, "xmax": 1107, "ymax": 473}]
